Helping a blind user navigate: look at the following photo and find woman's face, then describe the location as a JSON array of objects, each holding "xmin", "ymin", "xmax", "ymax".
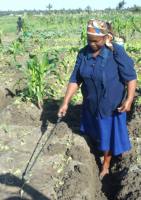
[{"xmin": 87, "ymin": 35, "xmax": 106, "ymax": 52}]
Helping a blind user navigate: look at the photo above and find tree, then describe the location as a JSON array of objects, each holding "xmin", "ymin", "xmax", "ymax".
[
  {"xmin": 85, "ymin": 5, "xmax": 92, "ymax": 13},
  {"xmin": 131, "ymin": 5, "xmax": 141, "ymax": 12},
  {"xmin": 116, "ymin": 0, "xmax": 126, "ymax": 10},
  {"xmin": 46, "ymin": 3, "xmax": 53, "ymax": 11}
]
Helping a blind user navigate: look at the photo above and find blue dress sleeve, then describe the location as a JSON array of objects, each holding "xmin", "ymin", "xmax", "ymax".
[
  {"xmin": 69, "ymin": 52, "xmax": 83, "ymax": 85},
  {"xmin": 113, "ymin": 43, "xmax": 137, "ymax": 82}
]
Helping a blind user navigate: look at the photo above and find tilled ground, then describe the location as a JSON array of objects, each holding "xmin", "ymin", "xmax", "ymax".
[
  {"xmin": 0, "ymin": 107, "xmax": 106, "ymax": 199},
  {"xmin": 0, "ymin": 68, "xmax": 141, "ymax": 200}
]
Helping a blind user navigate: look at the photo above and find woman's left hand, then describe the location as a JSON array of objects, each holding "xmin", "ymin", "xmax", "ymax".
[{"xmin": 117, "ymin": 99, "xmax": 133, "ymax": 112}]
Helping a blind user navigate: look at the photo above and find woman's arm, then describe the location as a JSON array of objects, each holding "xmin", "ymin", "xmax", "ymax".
[
  {"xmin": 58, "ymin": 83, "xmax": 79, "ymax": 117},
  {"xmin": 118, "ymin": 79, "xmax": 137, "ymax": 112}
]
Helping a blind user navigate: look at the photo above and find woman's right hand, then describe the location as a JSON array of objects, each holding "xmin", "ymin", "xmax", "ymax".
[
  {"xmin": 57, "ymin": 83, "xmax": 78, "ymax": 118},
  {"xmin": 58, "ymin": 103, "xmax": 68, "ymax": 117}
]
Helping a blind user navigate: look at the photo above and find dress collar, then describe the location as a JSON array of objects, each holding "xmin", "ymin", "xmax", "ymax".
[{"xmin": 86, "ymin": 45, "xmax": 106, "ymax": 60}]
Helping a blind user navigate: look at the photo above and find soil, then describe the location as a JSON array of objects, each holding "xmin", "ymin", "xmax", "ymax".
[
  {"xmin": 0, "ymin": 34, "xmax": 141, "ymax": 200},
  {"xmin": 0, "ymin": 98, "xmax": 106, "ymax": 200},
  {"xmin": 0, "ymin": 91, "xmax": 141, "ymax": 200}
]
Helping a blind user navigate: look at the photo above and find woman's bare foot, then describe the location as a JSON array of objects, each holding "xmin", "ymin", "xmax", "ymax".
[
  {"xmin": 99, "ymin": 151, "xmax": 111, "ymax": 180},
  {"xmin": 99, "ymin": 165, "xmax": 109, "ymax": 180}
]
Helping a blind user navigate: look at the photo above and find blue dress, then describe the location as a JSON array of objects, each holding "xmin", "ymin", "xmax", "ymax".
[
  {"xmin": 69, "ymin": 44, "xmax": 136, "ymax": 156},
  {"xmin": 80, "ymin": 104, "xmax": 131, "ymax": 155}
]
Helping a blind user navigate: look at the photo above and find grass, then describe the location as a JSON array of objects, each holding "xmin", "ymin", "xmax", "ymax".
[{"xmin": 0, "ymin": 16, "xmax": 17, "ymax": 33}]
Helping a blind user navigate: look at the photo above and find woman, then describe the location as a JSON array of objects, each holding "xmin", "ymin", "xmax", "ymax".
[{"xmin": 58, "ymin": 19, "xmax": 137, "ymax": 179}]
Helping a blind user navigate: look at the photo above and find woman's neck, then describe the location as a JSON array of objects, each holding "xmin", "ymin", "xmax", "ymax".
[
  {"xmin": 88, "ymin": 45, "xmax": 104, "ymax": 58},
  {"xmin": 92, "ymin": 49, "xmax": 101, "ymax": 58}
]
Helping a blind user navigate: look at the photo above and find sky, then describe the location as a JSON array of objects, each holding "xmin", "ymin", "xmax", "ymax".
[{"xmin": 0, "ymin": 0, "xmax": 141, "ymax": 11}]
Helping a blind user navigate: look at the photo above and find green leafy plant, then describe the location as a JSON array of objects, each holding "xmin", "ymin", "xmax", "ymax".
[
  {"xmin": 0, "ymin": 30, "xmax": 2, "ymax": 45},
  {"xmin": 80, "ymin": 26, "xmax": 87, "ymax": 47},
  {"xmin": 8, "ymin": 40, "xmax": 23, "ymax": 65},
  {"xmin": 25, "ymin": 52, "xmax": 52, "ymax": 108},
  {"xmin": 46, "ymin": 50, "xmax": 82, "ymax": 104}
]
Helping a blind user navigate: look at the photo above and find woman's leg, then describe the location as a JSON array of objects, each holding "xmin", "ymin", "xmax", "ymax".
[{"xmin": 100, "ymin": 151, "xmax": 112, "ymax": 178}]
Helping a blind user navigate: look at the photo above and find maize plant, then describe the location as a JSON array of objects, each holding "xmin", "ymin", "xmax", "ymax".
[
  {"xmin": 80, "ymin": 26, "xmax": 87, "ymax": 47},
  {"xmin": 26, "ymin": 53, "xmax": 51, "ymax": 108},
  {"xmin": 8, "ymin": 40, "xmax": 23, "ymax": 62},
  {"xmin": 0, "ymin": 30, "xmax": 2, "ymax": 45},
  {"xmin": 46, "ymin": 50, "xmax": 82, "ymax": 104},
  {"xmin": 112, "ymin": 15, "xmax": 141, "ymax": 40}
]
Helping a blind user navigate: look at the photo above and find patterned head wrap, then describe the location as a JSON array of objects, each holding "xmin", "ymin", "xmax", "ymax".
[{"xmin": 87, "ymin": 19, "xmax": 113, "ymax": 50}]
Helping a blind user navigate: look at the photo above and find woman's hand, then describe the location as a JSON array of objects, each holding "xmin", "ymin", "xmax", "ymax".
[
  {"xmin": 117, "ymin": 99, "xmax": 133, "ymax": 112},
  {"xmin": 58, "ymin": 103, "xmax": 68, "ymax": 117},
  {"xmin": 57, "ymin": 83, "xmax": 79, "ymax": 117}
]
